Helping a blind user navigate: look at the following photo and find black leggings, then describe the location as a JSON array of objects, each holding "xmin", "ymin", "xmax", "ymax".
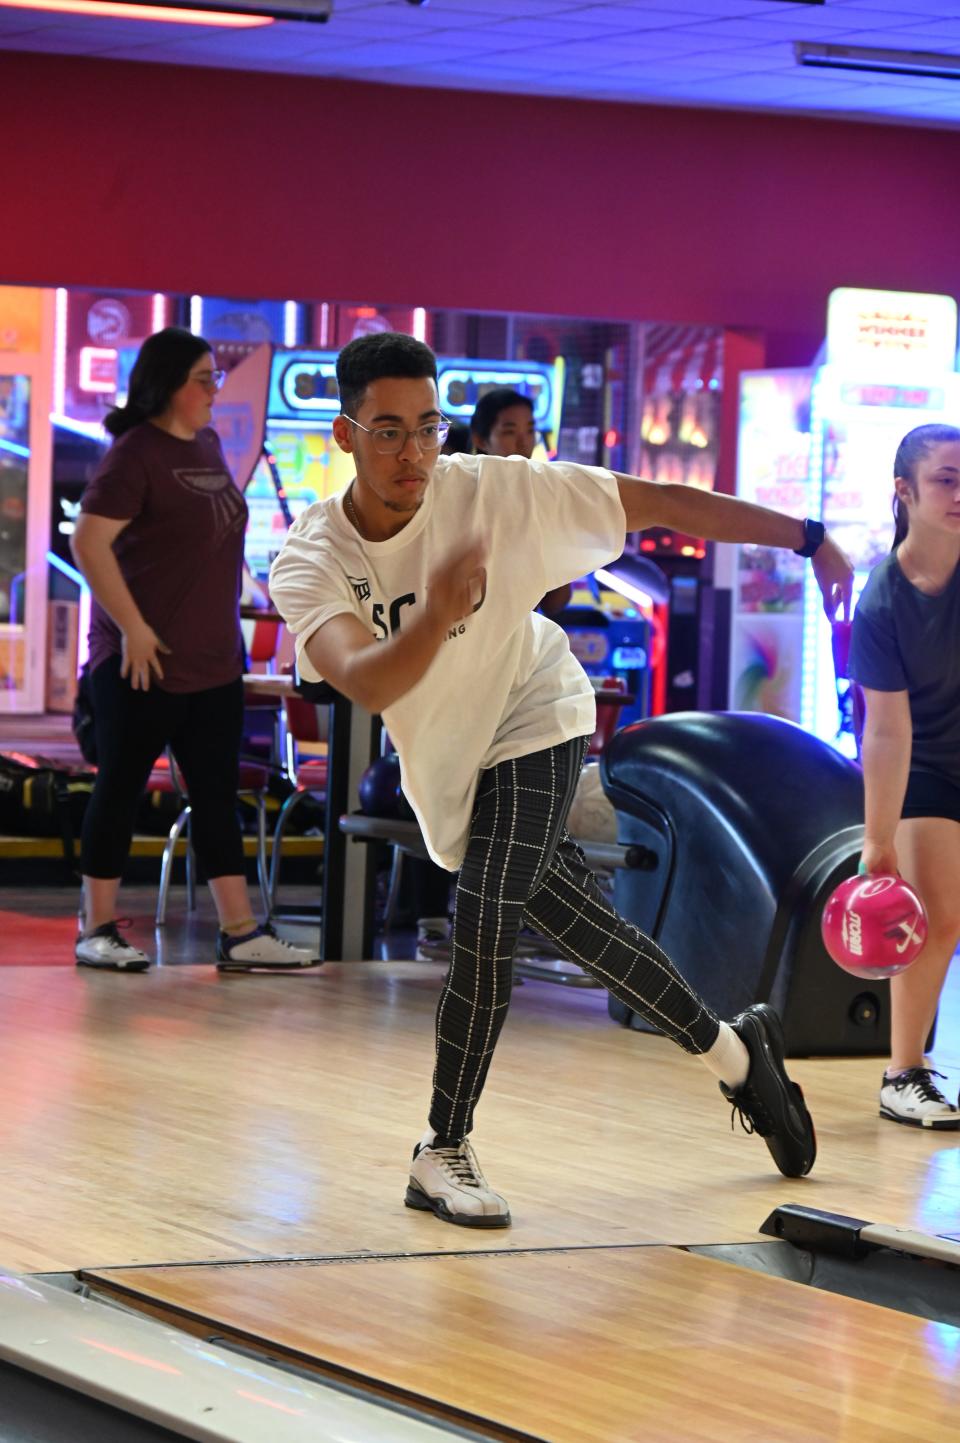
[
  {"xmin": 80, "ymin": 655, "xmax": 246, "ymax": 881},
  {"xmin": 429, "ymin": 737, "xmax": 721, "ymax": 1140}
]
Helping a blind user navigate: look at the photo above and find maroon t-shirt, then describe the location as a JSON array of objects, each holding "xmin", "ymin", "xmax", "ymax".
[{"xmin": 81, "ymin": 423, "xmax": 248, "ymax": 692}]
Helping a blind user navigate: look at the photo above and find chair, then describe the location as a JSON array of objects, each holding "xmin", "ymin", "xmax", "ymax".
[
  {"xmin": 267, "ymin": 690, "xmax": 329, "ymax": 916},
  {"xmin": 588, "ymin": 676, "xmax": 630, "ymax": 756},
  {"xmin": 152, "ymin": 748, "xmax": 272, "ymax": 926}
]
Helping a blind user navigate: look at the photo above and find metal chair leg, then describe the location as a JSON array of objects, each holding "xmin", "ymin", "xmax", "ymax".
[
  {"xmin": 252, "ymin": 793, "xmax": 270, "ymax": 917},
  {"xmin": 156, "ymin": 803, "xmax": 192, "ymax": 927},
  {"xmin": 184, "ymin": 811, "xmax": 197, "ymax": 914},
  {"xmin": 267, "ymin": 789, "xmax": 311, "ymax": 914}
]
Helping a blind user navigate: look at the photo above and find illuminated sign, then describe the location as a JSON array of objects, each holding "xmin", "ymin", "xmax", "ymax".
[
  {"xmin": 268, "ymin": 351, "xmax": 339, "ymax": 420},
  {"xmin": 78, "ymin": 346, "xmax": 117, "ymax": 393},
  {"xmin": 839, "ymin": 383, "xmax": 944, "ymax": 409},
  {"xmin": 436, "ymin": 360, "xmax": 557, "ymax": 428},
  {"xmin": 266, "ymin": 351, "xmax": 564, "ymax": 435},
  {"xmin": 826, "ymin": 288, "xmax": 957, "ymax": 377}
]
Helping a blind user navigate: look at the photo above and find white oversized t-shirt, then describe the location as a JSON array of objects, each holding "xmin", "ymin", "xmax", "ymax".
[{"xmin": 269, "ymin": 453, "xmax": 626, "ymax": 870}]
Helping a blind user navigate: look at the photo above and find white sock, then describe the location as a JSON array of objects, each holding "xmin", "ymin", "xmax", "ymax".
[
  {"xmin": 701, "ymin": 1022, "xmax": 750, "ymax": 1090},
  {"xmin": 419, "ymin": 1126, "xmax": 437, "ymax": 1151}
]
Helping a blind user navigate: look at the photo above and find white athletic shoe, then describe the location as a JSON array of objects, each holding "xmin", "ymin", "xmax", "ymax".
[
  {"xmin": 216, "ymin": 924, "xmax": 318, "ymax": 972},
  {"xmin": 75, "ymin": 922, "xmax": 150, "ymax": 972},
  {"xmin": 415, "ymin": 916, "xmax": 451, "ymax": 962},
  {"xmin": 879, "ymin": 1068, "xmax": 960, "ymax": 1129},
  {"xmin": 405, "ymin": 1138, "xmax": 511, "ymax": 1228}
]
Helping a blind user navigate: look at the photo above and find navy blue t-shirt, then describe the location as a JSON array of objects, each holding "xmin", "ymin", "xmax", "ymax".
[{"xmin": 849, "ymin": 551, "xmax": 960, "ymax": 781}]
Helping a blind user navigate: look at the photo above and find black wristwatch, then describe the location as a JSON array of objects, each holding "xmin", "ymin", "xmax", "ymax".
[{"xmin": 793, "ymin": 517, "xmax": 825, "ymax": 559}]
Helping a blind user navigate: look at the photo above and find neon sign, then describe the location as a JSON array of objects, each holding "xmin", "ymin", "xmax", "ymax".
[
  {"xmin": 269, "ymin": 352, "xmax": 339, "ymax": 420},
  {"xmin": 436, "ymin": 362, "xmax": 555, "ymax": 427}
]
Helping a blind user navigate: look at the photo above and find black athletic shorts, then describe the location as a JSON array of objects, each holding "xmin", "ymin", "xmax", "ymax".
[{"xmin": 902, "ymin": 769, "xmax": 960, "ymax": 824}]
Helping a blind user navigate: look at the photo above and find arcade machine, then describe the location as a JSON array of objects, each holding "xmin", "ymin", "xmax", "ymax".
[
  {"xmin": 250, "ymin": 348, "xmax": 356, "ymax": 579},
  {"xmin": 0, "ymin": 287, "xmax": 54, "ymax": 713},
  {"xmin": 560, "ymin": 562, "xmax": 666, "ymax": 727},
  {"xmin": 636, "ymin": 325, "xmax": 724, "ymax": 713},
  {"xmin": 727, "ymin": 287, "xmax": 960, "ymax": 754}
]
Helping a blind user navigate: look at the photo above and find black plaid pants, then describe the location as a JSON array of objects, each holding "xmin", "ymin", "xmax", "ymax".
[{"xmin": 429, "ymin": 736, "xmax": 721, "ymax": 1140}]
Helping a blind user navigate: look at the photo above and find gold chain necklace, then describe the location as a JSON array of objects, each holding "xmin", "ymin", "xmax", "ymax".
[{"xmin": 345, "ymin": 484, "xmax": 362, "ymax": 535}]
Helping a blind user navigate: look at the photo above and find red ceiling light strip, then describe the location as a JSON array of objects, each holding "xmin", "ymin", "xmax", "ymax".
[{"xmin": 0, "ymin": 0, "xmax": 273, "ymax": 25}]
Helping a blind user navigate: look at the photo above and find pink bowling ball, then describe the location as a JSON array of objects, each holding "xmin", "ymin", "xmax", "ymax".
[{"xmin": 821, "ymin": 873, "xmax": 928, "ymax": 980}]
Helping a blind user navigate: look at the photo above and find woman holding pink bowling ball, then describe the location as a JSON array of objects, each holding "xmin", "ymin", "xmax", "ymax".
[{"xmin": 850, "ymin": 423, "xmax": 960, "ymax": 1129}]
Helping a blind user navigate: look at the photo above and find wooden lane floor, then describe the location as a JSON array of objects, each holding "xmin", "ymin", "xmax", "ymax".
[
  {"xmin": 82, "ymin": 1244, "xmax": 959, "ymax": 1443},
  {"xmin": 1, "ymin": 958, "xmax": 959, "ymax": 1274}
]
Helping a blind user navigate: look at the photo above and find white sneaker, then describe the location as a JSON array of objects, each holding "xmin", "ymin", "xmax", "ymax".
[
  {"xmin": 405, "ymin": 1138, "xmax": 511, "ymax": 1228},
  {"xmin": 415, "ymin": 916, "xmax": 451, "ymax": 962},
  {"xmin": 879, "ymin": 1068, "xmax": 960, "ymax": 1129},
  {"xmin": 216, "ymin": 923, "xmax": 317, "ymax": 971},
  {"xmin": 75, "ymin": 922, "xmax": 150, "ymax": 972}
]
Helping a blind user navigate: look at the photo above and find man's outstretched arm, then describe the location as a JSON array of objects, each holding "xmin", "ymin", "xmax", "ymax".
[{"xmin": 614, "ymin": 474, "xmax": 853, "ymax": 620}]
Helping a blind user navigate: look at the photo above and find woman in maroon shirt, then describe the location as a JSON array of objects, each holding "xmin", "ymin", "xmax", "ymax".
[{"xmin": 71, "ymin": 327, "xmax": 313, "ymax": 972}]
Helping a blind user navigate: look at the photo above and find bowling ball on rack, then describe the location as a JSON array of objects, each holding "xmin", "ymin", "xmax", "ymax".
[
  {"xmin": 820, "ymin": 873, "xmax": 928, "ymax": 980},
  {"xmin": 358, "ymin": 754, "xmax": 403, "ymax": 818}
]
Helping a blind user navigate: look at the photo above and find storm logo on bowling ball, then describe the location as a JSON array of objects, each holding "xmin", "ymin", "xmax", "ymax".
[{"xmin": 841, "ymin": 908, "xmax": 863, "ymax": 957}]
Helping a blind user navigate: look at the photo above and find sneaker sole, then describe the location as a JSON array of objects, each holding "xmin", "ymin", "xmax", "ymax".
[
  {"xmin": 879, "ymin": 1107, "xmax": 960, "ymax": 1130},
  {"xmin": 216, "ymin": 964, "xmax": 319, "ymax": 973},
  {"xmin": 404, "ymin": 1181, "xmax": 511, "ymax": 1229},
  {"xmin": 75, "ymin": 957, "xmax": 151, "ymax": 972},
  {"xmin": 741, "ymin": 1005, "xmax": 817, "ymax": 1178}
]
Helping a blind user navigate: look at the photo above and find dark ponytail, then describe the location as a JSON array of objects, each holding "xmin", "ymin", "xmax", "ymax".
[
  {"xmin": 890, "ymin": 423, "xmax": 960, "ymax": 550},
  {"xmin": 104, "ymin": 327, "xmax": 212, "ymax": 438}
]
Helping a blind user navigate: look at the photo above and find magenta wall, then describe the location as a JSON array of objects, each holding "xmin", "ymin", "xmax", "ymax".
[{"xmin": 3, "ymin": 52, "xmax": 959, "ymax": 364}]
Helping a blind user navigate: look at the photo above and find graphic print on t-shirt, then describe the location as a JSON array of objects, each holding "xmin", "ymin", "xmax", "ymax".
[{"xmin": 174, "ymin": 467, "xmax": 247, "ymax": 543}]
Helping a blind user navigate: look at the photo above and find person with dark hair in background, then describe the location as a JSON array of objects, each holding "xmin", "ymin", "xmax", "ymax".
[
  {"xmin": 850, "ymin": 423, "xmax": 960, "ymax": 1129},
  {"xmin": 471, "ymin": 387, "xmax": 571, "ymax": 617},
  {"xmin": 70, "ymin": 327, "xmax": 314, "ymax": 974},
  {"xmin": 441, "ymin": 421, "xmax": 472, "ymax": 456},
  {"xmin": 270, "ymin": 331, "xmax": 854, "ymax": 1229}
]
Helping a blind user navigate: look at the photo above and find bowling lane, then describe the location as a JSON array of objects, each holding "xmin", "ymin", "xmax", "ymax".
[
  {"xmin": 82, "ymin": 1245, "xmax": 959, "ymax": 1443},
  {"xmin": 2, "ymin": 958, "xmax": 960, "ymax": 1275}
]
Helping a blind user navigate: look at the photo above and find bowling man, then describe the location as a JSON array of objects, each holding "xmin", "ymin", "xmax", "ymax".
[{"xmin": 270, "ymin": 333, "xmax": 853, "ymax": 1227}]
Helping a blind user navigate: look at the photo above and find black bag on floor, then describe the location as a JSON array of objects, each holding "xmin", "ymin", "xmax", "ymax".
[{"xmin": 0, "ymin": 752, "xmax": 95, "ymax": 872}]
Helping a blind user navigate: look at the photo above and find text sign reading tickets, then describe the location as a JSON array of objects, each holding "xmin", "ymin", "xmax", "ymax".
[
  {"xmin": 826, "ymin": 289, "xmax": 958, "ymax": 378},
  {"xmin": 269, "ymin": 351, "xmax": 340, "ymax": 421}
]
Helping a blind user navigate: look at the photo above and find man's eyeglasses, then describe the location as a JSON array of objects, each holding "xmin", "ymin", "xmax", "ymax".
[
  {"xmin": 191, "ymin": 369, "xmax": 226, "ymax": 392},
  {"xmin": 344, "ymin": 415, "xmax": 451, "ymax": 455}
]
